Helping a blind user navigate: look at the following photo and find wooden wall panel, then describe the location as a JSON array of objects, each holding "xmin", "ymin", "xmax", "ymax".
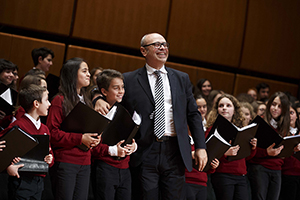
[
  {"xmin": 233, "ymin": 74, "xmax": 298, "ymax": 97},
  {"xmin": 72, "ymin": 0, "xmax": 170, "ymax": 48},
  {"xmin": 240, "ymin": 0, "xmax": 300, "ymax": 79},
  {"xmin": 0, "ymin": 0, "xmax": 74, "ymax": 35},
  {"xmin": 167, "ymin": 0, "xmax": 247, "ymax": 67},
  {"xmin": 0, "ymin": 32, "xmax": 13, "ymax": 60},
  {"xmin": 166, "ymin": 62, "xmax": 235, "ymax": 94},
  {"xmin": 66, "ymin": 45, "xmax": 145, "ymax": 73},
  {"xmin": 9, "ymin": 35, "xmax": 65, "ymax": 78}
]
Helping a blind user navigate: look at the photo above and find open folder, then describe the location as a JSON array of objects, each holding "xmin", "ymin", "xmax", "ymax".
[
  {"xmin": 60, "ymin": 102, "xmax": 112, "ymax": 151},
  {"xmin": 0, "ymin": 83, "xmax": 18, "ymax": 115},
  {"xmin": 0, "ymin": 126, "xmax": 38, "ymax": 172},
  {"xmin": 101, "ymin": 104, "xmax": 141, "ymax": 146}
]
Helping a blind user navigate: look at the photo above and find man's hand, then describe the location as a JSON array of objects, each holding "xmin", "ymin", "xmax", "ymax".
[
  {"xmin": 194, "ymin": 148, "xmax": 208, "ymax": 171},
  {"xmin": 94, "ymin": 98, "xmax": 110, "ymax": 115}
]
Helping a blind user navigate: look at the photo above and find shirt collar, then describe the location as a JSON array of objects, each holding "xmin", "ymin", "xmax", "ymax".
[
  {"xmin": 145, "ymin": 63, "xmax": 167, "ymax": 75},
  {"xmin": 24, "ymin": 113, "xmax": 41, "ymax": 130}
]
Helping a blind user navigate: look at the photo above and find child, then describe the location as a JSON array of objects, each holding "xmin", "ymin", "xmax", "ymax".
[
  {"xmin": 195, "ymin": 94, "xmax": 208, "ymax": 131},
  {"xmin": 279, "ymin": 104, "xmax": 300, "ymax": 200},
  {"xmin": 240, "ymin": 102, "xmax": 255, "ymax": 126},
  {"xmin": 206, "ymin": 94, "xmax": 257, "ymax": 200},
  {"xmin": 46, "ymin": 57, "xmax": 100, "ymax": 200},
  {"xmin": 248, "ymin": 91, "xmax": 289, "ymax": 200},
  {"xmin": 183, "ymin": 134, "xmax": 219, "ymax": 200},
  {"xmin": 31, "ymin": 47, "xmax": 54, "ymax": 73},
  {"xmin": 0, "ymin": 84, "xmax": 53, "ymax": 199},
  {"xmin": 91, "ymin": 69, "xmax": 137, "ymax": 200}
]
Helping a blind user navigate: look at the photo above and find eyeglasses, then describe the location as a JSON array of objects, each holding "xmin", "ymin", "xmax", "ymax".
[{"xmin": 142, "ymin": 42, "xmax": 170, "ymax": 49}]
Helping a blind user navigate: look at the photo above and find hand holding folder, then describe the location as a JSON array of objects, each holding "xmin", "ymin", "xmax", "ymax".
[
  {"xmin": 0, "ymin": 126, "xmax": 38, "ymax": 172},
  {"xmin": 60, "ymin": 102, "xmax": 111, "ymax": 151}
]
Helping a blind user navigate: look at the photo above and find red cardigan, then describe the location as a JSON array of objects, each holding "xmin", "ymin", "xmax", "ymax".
[
  {"xmin": 0, "ymin": 115, "xmax": 54, "ymax": 177},
  {"xmin": 248, "ymin": 126, "xmax": 284, "ymax": 170},
  {"xmin": 46, "ymin": 95, "xmax": 92, "ymax": 165}
]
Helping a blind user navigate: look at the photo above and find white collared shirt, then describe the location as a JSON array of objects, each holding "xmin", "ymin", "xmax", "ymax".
[
  {"xmin": 145, "ymin": 64, "xmax": 176, "ymax": 137},
  {"xmin": 24, "ymin": 113, "xmax": 41, "ymax": 130}
]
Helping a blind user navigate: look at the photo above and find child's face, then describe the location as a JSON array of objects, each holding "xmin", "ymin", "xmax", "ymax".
[
  {"xmin": 201, "ymin": 80, "xmax": 211, "ymax": 96},
  {"xmin": 218, "ymin": 97, "xmax": 234, "ymax": 122},
  {"xmin": 92, "ymin": 69, "xmax": 102, "ymax": 85},
  {"xmin": 40, "ymin": 79, "xmax": 47, "ymax": 89},
  {"xmin": 241, "ymin": 107, "xmax": 252, "ymax": 125},
  {"xmin": 290, "ymin": 107, "xmax": 297, "ymax": 127},
  {"xmin": 102, "ymin": 78, "xmax": 124, "ymax": 105},
  {"xmin": 77, "ymin": 62, "xmax": 90, "ymax": 90},
  {"xmin": 270, "ymin": 96, "xmax": 282, "ymax": 119},
  {"xmin": 257, "ymin": 104, "xmax": 266, "ymax": 117},
  {"xmin": 38, "ymin": 54, "xmax": 53, "ymax": 72},
  {"xmin": 196, "ymin": 98, "xmax": 207, "ymax": 118},
  {"xmin": 37, "ymin": 91, "xmax": 51, "ymax": 116},
  {"xmin": 0, "ymin": 69, "xmax": 14, "ymax": 85}
]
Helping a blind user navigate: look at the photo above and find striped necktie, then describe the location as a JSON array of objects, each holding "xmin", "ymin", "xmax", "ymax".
[{"xmin": 154, "ymin": 70, "xmax": 165, "ymax": 139}]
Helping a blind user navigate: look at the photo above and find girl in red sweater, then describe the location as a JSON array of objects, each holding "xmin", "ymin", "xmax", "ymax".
[
  {"xmin": 248, "ymin": 91, "xmax": 290, "ymax": 200},
  {"xmin": 207, "ymin": 94, "xmax": 257, "ymax": 200},
  {"xmin": 46, "ymin": 58, "xmax": 101, "ymax": 200},
  {"xmin": 279, "ymin": 104, "xmax": 300, "ymax": 200}
]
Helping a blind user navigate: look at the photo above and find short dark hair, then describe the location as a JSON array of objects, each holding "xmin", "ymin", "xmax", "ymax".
[
  {"xmin": 0, "ymin": 59, "xmax": 17, "ymax": 73},
  {"xmin": 31, "ymin": 47, "xmax": 54, "ymax": 66},
  {"xmin": 19, "ymin": 84, "xmax": 47, "ymax": 113},
  {"xmin": 97, "ymin": 69, "xmax": 124, "ymax": 95},
  {"xmin": 256, "ymin": 82, "xmax": 270, "ymax": 92}
]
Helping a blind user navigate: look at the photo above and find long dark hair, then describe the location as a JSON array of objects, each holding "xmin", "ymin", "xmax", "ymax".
[
  {"xmin": 265, "ymin": 91, "xmax": 290, "ymax": 137},
  {"xmin": 59, "ymin": 57, "xmax": 92, "ymax": 116}
]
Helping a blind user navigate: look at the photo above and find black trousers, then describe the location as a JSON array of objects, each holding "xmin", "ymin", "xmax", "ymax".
[
  {"xmin": 49, "ymin": 162, "xmax": 90, "ymax": 200},
  {"xmin": 279, "ymin": 174, "xmax": 300, "ymax": 200},
  {"xmin": 182, "ymin": 183, "xmax": 207, "ymax": 200},
  {"xmin": 211, "ymin": 173, "xmax": 248, "ymax": 200},
  {"xmin": 139, "ymin": 137, "xmax": 185, "ymax": 200},
  {"xmin": 8, "ymin": 175, "xmax": 44, "ymax": 200},
  {"xmin": 93, "ymin": 160, "xmax": 131, "ymax": 200}
]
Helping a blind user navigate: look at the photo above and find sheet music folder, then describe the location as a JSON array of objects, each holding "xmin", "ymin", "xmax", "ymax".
[
  {"xmin": 0, "ymin": 83, "xmax": 18, "ymax": 115},
  {"xmin": 101, "ymin": 104, "xmax": 140, "ymax": 146},
  {"xmin": 0, "ymin": 126, "xmax": 38, "ymax": 172},
  {"xmin": 17, "ymin": 135, "xmax": 50, "ymax": 173},
  {"xmin": 60, "ymin": 102, "xmax": 111, "ymax": 151},
  {"xmin": 252, "ymin": 116, "xmax": 283, "ymax": 149}
]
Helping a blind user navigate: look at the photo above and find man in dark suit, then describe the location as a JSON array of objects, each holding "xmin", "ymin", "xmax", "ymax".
[{"xmin": 95, "ymin": 33, "xmax": 207, "ymax": 200}]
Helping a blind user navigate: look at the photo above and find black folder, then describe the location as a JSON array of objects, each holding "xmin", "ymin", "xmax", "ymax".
[
  {"xmin": 101, "ymin": 104, "xmax": 140, "ymax": 146},
  {"xmin": 252, "ymin": 116, "xmax": 283, "ymax": 149},
  {"xmin": 227, "ymin": 124, "xmax": 258, "ymax": 161},
  {"xmin": 17, "ymin": 135, "xmax": 50, "ymax": 173},
  {"xmin": 0, "ymin": 126, "xmax": 38, "ymax": 172},
  {"xmin": 202, "ymin": 129, "xmax": 231, "ymax": 172},
  {"xmin": 0, "ymin": 83, "xmax": 18, "ymax": 115},
  {"xmin": 60, "ymin": 102, "xmax": 111, "ymax": 151},
  {"xmin": 277, "ymin": 134, "xmax": 300, "ymax": 158}
]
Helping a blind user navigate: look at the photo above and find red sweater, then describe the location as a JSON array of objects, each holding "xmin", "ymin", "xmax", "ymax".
[
  {"xmin": 92, "ymin": 142, "xmax": 130, "ymax": 169},
  {"xmin": 14, "ymin": 106, "xmax": 26, "ymax": 120},
  {"xmin": 248, "ymin": 127, "xmax": 284, "ymax": 170},
  {"xmin": 46, "ymin": 95, "xmax": 91, "ymax": 165},
  {"xmin": 0, "ymin": 115, "xmax": 54, "ymax": 177},
  {"xmin": 281, "ymin": 154, "xmax": 300, "ymax": 176}
]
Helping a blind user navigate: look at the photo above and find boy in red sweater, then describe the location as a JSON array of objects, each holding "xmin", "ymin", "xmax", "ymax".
[
  {"xmin": 91, "ymin": 69, "xmax": 137, "ymax": 200},
  {"xmin": 0, "ymin": 84, "xmax": 53, "ymax": 199}
]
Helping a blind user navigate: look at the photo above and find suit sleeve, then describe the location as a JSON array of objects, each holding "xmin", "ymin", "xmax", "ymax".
[{"xmin": 185, "ymin": 74, "xmax": 206, "ymax": 150}]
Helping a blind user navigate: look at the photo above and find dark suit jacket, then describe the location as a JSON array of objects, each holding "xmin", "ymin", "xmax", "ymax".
[{"xmin": 122, "ymin": 66, "xmax": 206, "ymax": 172}]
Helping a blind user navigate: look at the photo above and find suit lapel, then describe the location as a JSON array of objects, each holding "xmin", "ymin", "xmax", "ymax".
[
  {"xmin": 166, "ymin": 68, "xmax": 177, "ymax": 107},
  {"xmin": 137, "ymin": 66, "xmax": 155, "ymax": 105}
]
